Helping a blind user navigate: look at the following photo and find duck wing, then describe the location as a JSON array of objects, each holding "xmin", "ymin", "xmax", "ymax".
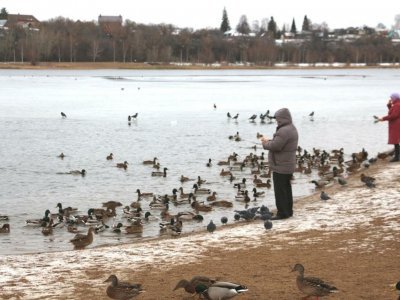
[
  {"xmin": 118, "ymin": 281, "xmax": 143, "ymax": 291},
  {"xmin": 303, "ymin": 276, "xmax": 337, "ymax": 294},
  {"xmin": 190, "ymin": 276, "xmax": 216, "ymax": 286},
  {"xmin": 70, "ymin": 233, "xmax": 87, "ymax": 242}
]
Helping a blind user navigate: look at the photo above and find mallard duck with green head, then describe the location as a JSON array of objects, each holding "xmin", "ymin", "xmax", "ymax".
[
  {"xmin": 173, "ymin": 275, "xmax": 216, "ymax": 295},
  {"xmin": 26, "ymin": 209, "xmax": 51, "ymax": 227},
  {"xmin": 291, "ymin": 263, "xmax": 338, "ymax": 299}
]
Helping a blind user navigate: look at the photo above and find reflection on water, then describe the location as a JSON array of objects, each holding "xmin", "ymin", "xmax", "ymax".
[{"xmin": 0, "ymin": 68, "xmax": 393, "ymax": 254}]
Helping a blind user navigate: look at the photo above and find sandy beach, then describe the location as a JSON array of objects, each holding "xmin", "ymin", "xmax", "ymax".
[{"xmin": 0, "ymin": 158, "xmax": 399, "ymax": 299}]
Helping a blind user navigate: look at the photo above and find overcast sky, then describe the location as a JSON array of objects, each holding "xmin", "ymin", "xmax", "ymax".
[{"xmin": 1, "ymin": 0, "xmax": 399, "ymax": 30}]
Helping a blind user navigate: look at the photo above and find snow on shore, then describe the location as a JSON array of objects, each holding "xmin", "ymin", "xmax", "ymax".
[{"xmin": 0, "ymin": 163, "xmax": 399, "ymax": 299}]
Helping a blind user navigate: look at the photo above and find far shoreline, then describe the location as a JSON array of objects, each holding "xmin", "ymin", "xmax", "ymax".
[{"xmin": 1, "ymin": 61, "xmax": 400, "ymax": 70}]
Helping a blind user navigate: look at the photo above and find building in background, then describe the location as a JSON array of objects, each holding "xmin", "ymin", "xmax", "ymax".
[
  {"xmin": 4, "ymin": 14, "xmax": 40, "ymax": 30},
  {"xmin": 98, "ymin": 15, "xmax": 122, "ymax": 37}
]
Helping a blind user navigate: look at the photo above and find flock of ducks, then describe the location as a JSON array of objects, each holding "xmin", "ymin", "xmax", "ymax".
[
  {"xmin": 104, "ymin": 266, "xmax": 400, "ymax": 299},
  {"xmin": 1, "ymin": 110, "xmax": 395, "ymax": 300},
  {"xmin": 226, "ymin": 110, "xmax": 276, "ymax": 123},
  {"xmin": 104, "ymin": 262, "xmax": 342, "ymax": 299},
  {"xmin": 0, "ymin": 127, "xmax": 388, "ymax": 249}
]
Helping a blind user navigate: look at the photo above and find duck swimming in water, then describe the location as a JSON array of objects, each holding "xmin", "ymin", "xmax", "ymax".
[
  {"xmin": 0, "ymin": 224, "xmax": 10, "ymax": 233},
  {"xmin": 151, "ymin": 167, "xmax": 168, "ymax": 177},
  {"xmin": 143, "ymin": 157, "xmax": 157, "ymax": 165},
  {"xmin": 69, "ymin": 169, "xmax": 86, "ymax": 176},
  {"xmin": 116, "ymin": 161, "xmax": 128, "ymax": 169},
  {"xmin": 26, "ymin": 209, "xmax": 51, "ymax": 227},
  {"xmin": 70, "ymin": 227, "xmax": 95, "ymax": 249}
]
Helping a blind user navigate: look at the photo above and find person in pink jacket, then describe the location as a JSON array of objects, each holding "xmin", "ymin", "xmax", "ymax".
[{"xmin": 377, "ymin": 93, "xmax": 400, "ymax": 162}]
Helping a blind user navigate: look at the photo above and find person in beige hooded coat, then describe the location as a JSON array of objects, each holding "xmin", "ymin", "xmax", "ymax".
[{"xmin": 261, "ymin": 108, "xmax": 298, "ymax": 220}]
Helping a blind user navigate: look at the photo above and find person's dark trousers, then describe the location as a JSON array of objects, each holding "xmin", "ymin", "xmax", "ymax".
[
  {"xmin": 272, "ymin": 172, "xmax": 293, "ymax": 218},
  {"xmin": 390, "ymin": 144, "xmax": 400, "ymax": 162}
]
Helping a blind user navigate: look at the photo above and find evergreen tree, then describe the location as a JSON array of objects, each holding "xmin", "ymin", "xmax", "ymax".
[
  {"xmin": 267, "ymin": 16, "xmax": 277, "ymax": 37},
  {"xmin": 220, "ymin": 7, "xmax": 231, "ymax": 32},
  {"xmin": 236, "ymin": 15, "xmax": 250, "ymax": 35},
  {"xmin": 290, "ymin": 18, "xmax": 297, "ymax": 34},
  {"xmin": 0, "ymin": 7, "xmax": 8, "ymax": 20},
  {"xmin": 302, "ymin": 15, "xmax": 310, "ymax": 31}
]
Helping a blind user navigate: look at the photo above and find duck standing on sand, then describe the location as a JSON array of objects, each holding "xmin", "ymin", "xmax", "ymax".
[
  {"xmin": 291, "ymin": 263, "xmax": 338, "ymax": 299},
  {"xmin": 104, "ymin": 274, "xmax": 143, "ymax": 299},
  {"xmin": 360, "ymin": 173, "xmax": 376, "ymax": 188}
]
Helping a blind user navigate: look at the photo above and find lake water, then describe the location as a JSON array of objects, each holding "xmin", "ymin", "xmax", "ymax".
[{"xmin": 0, "ymin": 68, "xmax": 395, "ymax": 254}]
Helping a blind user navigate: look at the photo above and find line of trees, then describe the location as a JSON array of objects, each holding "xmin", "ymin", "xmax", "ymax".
[{"xmin": 0, "ymin": 8, "xmax": 399, "ymax": 65}]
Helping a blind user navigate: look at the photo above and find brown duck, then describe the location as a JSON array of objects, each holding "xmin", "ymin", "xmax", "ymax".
[
  {"xmin": 116, "ymin": 161, "xmax": 128, "ymax": 169},
  {"xmin": 292, "ymin": 263, "xmax": 338, "ymax": 299},
  {"xmin": 0, "ymin": 224, "xmax": 10, "ymax": 233},
  {"xmin": 41, "ymin": 219, "xmax": 54, "ymax": 236},
  {"xmin": 104, "ymin": 274, "xmax": 143, "ymax": 299},
  {"xmin": 70, "ymin": 227, "xmax": 95, "ymax": 249}
]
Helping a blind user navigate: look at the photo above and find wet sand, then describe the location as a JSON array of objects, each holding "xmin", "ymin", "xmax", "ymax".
[{"xmin": 0, "ymin": 158, "xmax": 399, "ymax": 299}]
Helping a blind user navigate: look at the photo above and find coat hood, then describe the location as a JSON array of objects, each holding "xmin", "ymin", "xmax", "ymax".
[{"xmin": 274, "ymin": 108, "xmax": 292, "ymax": 126}]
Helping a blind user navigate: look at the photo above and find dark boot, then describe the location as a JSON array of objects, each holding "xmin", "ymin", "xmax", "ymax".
[{"xmin": 390, "ymin": 144, "xmax": 400, "ymax": 162}]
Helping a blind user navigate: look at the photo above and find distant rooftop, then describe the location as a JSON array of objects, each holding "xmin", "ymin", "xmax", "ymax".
[
  {"xmin": 3, "ymin": 14, "xmax": 40, "ymax": 30},
  {"xmin": 7, "ymin": 14, "xmax": 39, "ymax": 23},
  {"xmin": 98, "ymin": 15, "xmax": 123, "ymax": 23}
]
